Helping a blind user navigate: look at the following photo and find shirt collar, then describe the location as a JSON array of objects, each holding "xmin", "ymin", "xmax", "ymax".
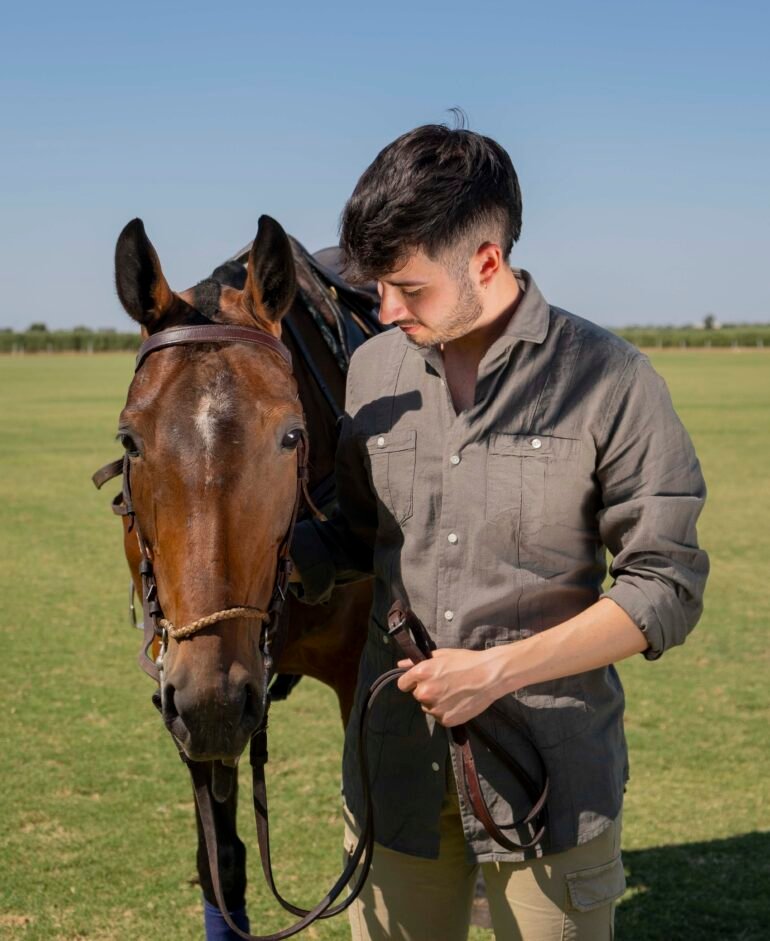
[{"xmin": 500, "ymin": 269, "xmax": 550, "ymax": 344}]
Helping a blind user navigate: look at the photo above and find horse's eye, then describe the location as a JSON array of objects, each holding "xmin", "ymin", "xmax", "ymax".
[
  {"xmin": 119, "ymin": 433, "xmax": 140, "ymax": 457},
  {"xmin": 281, "ymin": 429, "xmax": 302, "ymax": 450}
]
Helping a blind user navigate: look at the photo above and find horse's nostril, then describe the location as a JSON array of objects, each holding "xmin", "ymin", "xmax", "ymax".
[
  {"xmin": 162, "ymin": 683, "xmax": 179, "ymax": 721},
  {"xmin": 243, "ymin": 683, "xmax": 258, "ymax": 721}
]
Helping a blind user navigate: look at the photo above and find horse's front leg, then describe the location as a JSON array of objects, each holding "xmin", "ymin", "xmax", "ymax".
[{"xmin": 194, "ymin": 762, "xmax": 251, "ymax": 940}]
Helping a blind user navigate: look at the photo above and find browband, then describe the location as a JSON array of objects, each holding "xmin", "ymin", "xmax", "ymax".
[{"xmin": 135, "ymin": 324, "xmax": 292, "ymax": 373}]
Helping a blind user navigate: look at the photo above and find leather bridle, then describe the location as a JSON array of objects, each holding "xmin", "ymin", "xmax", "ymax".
[
  {"xmin": 104, "ymin": 324, "xmax": 313, "ymax": 698},
  {"xmin": 93, "ymin": 320, "xmax": 550, "ymax": 941}
]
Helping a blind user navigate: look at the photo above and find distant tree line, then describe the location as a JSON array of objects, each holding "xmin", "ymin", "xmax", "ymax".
[
  {"xmin": 0, "ymin": 325, "xmax": 141, "ymax": 353},
  {"xmin": 1, "ymin": 322, "xmax": 769, "ymax": 353},
  {"xmin": 614, "ymin": 325, "xmax": 769, "ymax": 348}
]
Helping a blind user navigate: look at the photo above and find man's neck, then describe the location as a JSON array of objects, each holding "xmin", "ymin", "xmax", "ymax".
[
  {"xmin": 441, "ymin": 267, "xmax": 522, "ymax": 363},
  {"xmin": 438, "ymin": 268, "xmax": 524, "ymax": 413}
]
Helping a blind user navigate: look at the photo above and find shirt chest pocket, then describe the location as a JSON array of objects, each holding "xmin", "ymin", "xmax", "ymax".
[
  {"xmin": 364, "ymin": 430, "xmax": 417, "ymax": 530},
  {"xmin": 485, "ymin": 433, "xmax": 581, "ymax": 538}
]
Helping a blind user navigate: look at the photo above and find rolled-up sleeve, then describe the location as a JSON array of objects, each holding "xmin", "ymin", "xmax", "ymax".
[
  {"xmin": 596, "ymin": 355, "xmax": 709, "ymax": 660},
  {"xmin": 290, "ymin": 352, "xmax": 378, "ymax": 605}
]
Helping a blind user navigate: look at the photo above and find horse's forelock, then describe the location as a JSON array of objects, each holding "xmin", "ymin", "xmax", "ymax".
[
  {"xmin": 191, "ymin": 278, "xmax": 223, "ymax": 319},
  {"xmin": 210, "ymin": 261, "xmax": 248, "ymax": 291}
]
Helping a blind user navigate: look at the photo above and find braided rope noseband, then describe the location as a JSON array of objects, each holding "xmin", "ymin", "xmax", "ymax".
[{"xmin": 160, "ymin": 606, "xmax": 270, "ymax": 641}]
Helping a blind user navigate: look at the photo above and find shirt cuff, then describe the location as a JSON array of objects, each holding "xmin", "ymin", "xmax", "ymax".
[
  {"xmin": 604, "ymin": 580, "xmax": 665, "ymax": 661},
  {"xmin": 290, "ymin": 520, "xmax": 336, "ymax": 605}
]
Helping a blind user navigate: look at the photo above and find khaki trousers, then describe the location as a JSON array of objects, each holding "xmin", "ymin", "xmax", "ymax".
[{"xmin": 343, "ymin": 787, "xmax": 625, "ymax": 941}]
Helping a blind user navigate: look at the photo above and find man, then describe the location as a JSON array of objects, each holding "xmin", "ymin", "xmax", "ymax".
[{"xmin": 290, "ymin": 123, "xmax": 708, "ymax": 940}]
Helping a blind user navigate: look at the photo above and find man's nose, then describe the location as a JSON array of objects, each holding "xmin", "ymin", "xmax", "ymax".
[{"xmin": 378, "ymin": 285, "xmax": 406, "ymax": 326}]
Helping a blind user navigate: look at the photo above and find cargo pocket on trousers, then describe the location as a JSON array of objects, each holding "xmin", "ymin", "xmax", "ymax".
[{"xmin": 565, "ymin": 854, "xmax": 626, "ymax": 912}]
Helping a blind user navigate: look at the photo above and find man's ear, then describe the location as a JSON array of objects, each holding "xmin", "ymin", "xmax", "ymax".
[
  {"xmin": 115, "ymin": 219, "xmax": 175, "ymax": 330},
  {"xmin": 475, "ymin": 242, "xmax": 503, "ymax": 289},
  {"xmin": 243, "ymin": 215, "xmax": 296, "ymax": 324}
]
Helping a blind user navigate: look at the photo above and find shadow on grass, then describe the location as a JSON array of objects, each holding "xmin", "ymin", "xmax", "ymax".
[{"xmin": 617, "ymin": 831, "xmax": 770, "ymax": 940}]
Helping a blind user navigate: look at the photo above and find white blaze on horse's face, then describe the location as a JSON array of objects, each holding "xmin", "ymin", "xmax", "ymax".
[{"xmin": 194, "ymin": 376, "xmax": 232, "ymax": 480}]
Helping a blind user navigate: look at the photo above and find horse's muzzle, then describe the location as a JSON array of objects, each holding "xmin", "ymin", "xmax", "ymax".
[{"xmin": 161, "ymin": 676, "xmax": 263, "ymax": 760}]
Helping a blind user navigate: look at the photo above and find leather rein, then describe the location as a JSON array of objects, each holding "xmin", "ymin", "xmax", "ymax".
[{"xmin": 93, "ymin": 322, "xmax": 549, "ymax": 941}]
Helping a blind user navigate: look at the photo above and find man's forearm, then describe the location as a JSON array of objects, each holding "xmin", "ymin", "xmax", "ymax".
[
  {"xmin": 489, "ymin": 597, "xmax": 648, "ymax": 699},
  {"xmin": 397, "ymin": 597, "xmax": 648, "ymax": 726}
]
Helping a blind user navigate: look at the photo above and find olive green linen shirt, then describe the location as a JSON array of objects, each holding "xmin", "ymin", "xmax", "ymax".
[{"xmin": 291, "ymin": 270, "xmax": 709, "ymax": 862}]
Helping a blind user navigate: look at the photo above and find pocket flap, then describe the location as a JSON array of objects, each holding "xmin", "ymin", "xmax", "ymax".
[
  {"xmin": 566, "ymin": 854, "xmax": 626, "ymax": 912},
  {"xmin": 489, "ymin": 433, "xmax": 579, "ymax": 457},
  {"xmin": 365, "ymin": 429, "xmax": 417, "ymax": 454}
]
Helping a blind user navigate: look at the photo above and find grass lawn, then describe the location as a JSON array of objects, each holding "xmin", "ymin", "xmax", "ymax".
[{"xmin": 0, "ymin": 350, "xmax": 768, "ymax": 940}]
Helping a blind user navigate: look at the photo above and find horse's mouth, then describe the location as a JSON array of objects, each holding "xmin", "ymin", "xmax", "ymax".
[
  {"xmin": 169, "ymin": 732, "xmax": 242, "ymax": 803},
  {"xmin": 169, "ymin": 727, "xmax": 248, "ymax": 769}
]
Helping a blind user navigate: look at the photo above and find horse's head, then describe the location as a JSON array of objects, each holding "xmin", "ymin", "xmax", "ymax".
[{"xmin": 115, "ymin": 216, "xmax": 302, "ymax": 762}]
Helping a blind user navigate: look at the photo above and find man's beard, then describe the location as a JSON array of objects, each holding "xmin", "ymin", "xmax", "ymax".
[{"xmin": 412, "ymin": 272, "xmax": 484, "ymax": 348}]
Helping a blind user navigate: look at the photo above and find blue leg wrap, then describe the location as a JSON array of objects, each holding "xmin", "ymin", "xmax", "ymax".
[{"xmin": 203, "ymin": 898, "xmax": 250, "ymax": 939}]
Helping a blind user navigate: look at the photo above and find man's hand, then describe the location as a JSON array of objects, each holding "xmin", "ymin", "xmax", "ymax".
[
  {"xmin": 396, "ymin": 647, "xmax": 500, "ymax": 727},
  {"xmin": 396, "ymin": 599, "xmax": 649, "ymax": 728}
]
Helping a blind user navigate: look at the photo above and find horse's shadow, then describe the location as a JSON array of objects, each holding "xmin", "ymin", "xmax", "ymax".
[{"xmin": 615, "ymin": 830, "xmax": 770, "ymax": 940}]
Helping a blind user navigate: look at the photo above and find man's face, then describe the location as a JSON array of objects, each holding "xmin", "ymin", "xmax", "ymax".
[{"xmin": 376, "ymin": 248, "xmax": 483, "ymax": 348}]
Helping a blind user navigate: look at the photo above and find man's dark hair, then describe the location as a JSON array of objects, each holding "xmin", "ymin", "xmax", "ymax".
[{"xmin": 339, "ymin": 122, "xmax": 522, "ymax": 281}]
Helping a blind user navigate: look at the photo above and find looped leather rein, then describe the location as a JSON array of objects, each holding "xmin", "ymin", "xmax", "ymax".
[{"xmin": 384, "ymin": 602, "xmax": 549, "ymax": 851}]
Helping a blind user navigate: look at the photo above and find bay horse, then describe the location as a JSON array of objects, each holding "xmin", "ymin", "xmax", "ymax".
[{"xmin": 98, "ymin": 215, "xmax": 380, "ymax": 936}]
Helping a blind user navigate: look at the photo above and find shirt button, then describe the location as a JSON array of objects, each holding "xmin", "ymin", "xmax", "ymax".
[
  {"xmin": 447, "ymin": 532, "xmax": 458, "ymax": 544},
  {"xmin": 449, "ymin": 454, "xmax": 461, "ymax": 465},
  {"xmin": 531, "ymin": 437, "xmax": 542, "ymax": 449},
  {"xmin": 377, "ymin": 436, "xmax": 386, "ymax": 448},
  {"xmin": 431, "ymin": 762, "xmax": 440, "ymax": 772},
  {"xmin": 444, "ymin": 610, "xmax": 454, "ymax": 622},
  {"xmin": 382, "ymin": 632, "xmax": 389, "ymax": 644}
]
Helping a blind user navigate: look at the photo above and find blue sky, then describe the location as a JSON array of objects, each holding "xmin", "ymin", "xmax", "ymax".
[{"xmin": 1, "ymin": 0, "xmax": 768, "ymax": 329}]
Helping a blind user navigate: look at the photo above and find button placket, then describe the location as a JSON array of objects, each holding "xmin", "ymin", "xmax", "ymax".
[
  {"xmin": 435, "ymin": 420, "xmax": 475, "ymax": 645},
  {"xmin": 437, "ymin": 434, "xmax": 464, "ymax": 642}
]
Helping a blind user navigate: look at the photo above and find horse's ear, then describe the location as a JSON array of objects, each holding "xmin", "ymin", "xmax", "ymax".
[
  {"xmin": 115, "ymin": 219, "xmax": 175, "ymax": 329},
  {"xmin": 244, "ymin": 215, "xmax": 296, "ymax": 324}
]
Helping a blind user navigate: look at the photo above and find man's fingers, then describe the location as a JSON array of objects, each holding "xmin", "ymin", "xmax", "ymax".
[{"xmin": 397, "ymin": 666, "xmax": 419, "ymax": 692}]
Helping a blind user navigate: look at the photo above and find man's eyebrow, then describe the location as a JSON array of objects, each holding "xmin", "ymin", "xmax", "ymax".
[{"xmin": 381, "ymin": 278, "xmax": 430, "ymax": 287}]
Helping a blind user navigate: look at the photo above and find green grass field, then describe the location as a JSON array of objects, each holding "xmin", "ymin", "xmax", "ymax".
[{"xmin": 1, "ymin": 350, "xmax": 768, "ymax": 940}]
